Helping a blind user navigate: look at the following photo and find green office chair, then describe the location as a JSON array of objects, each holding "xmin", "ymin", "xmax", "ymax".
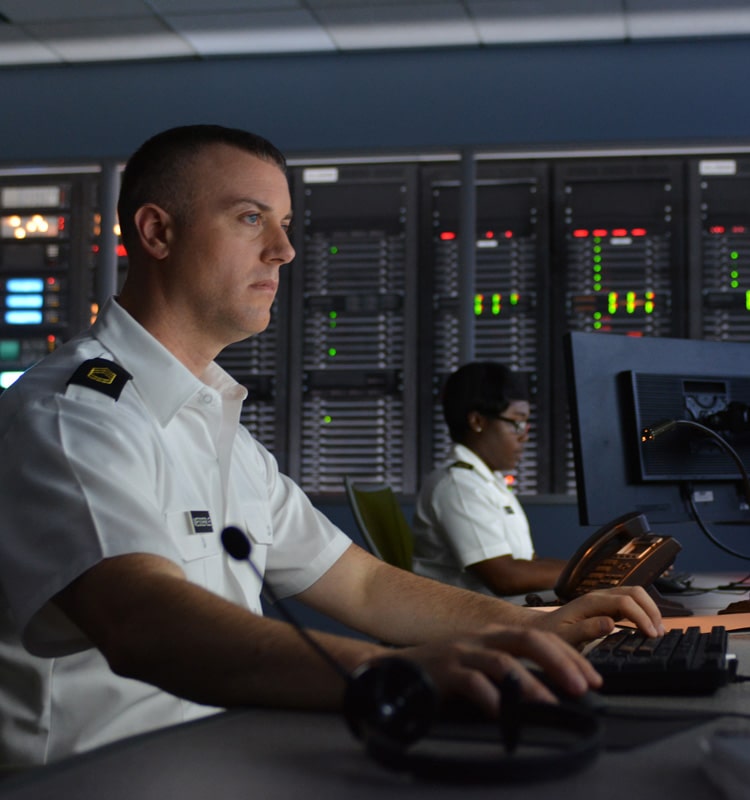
[{"xmin": 344, "ymin": 477, "xmax": 414, "ymax": 571}]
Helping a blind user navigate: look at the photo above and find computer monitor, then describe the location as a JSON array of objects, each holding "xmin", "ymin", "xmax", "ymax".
[{"xmin": 564, "ymin": 331, "xmax": 750, "ymax": 527}]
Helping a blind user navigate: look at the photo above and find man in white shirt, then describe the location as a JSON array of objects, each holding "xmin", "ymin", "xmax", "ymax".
[
  {"xmin": 413, "ymin": 362, "xmax": 566, "ymax": 596},
  {"xmin": 0, "ymin": 125, "xmax": 662, "ymax": 767}
]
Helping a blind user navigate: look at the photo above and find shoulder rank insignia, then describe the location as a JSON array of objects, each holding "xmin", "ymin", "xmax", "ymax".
[{"xmin": 67, "ymin": 358, "xmax": 133, "ymax": 401}]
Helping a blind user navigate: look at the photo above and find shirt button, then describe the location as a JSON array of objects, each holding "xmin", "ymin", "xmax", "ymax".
[{"xmin": 200, "ymin": 393, "xmax": 213, "ymax": 405}]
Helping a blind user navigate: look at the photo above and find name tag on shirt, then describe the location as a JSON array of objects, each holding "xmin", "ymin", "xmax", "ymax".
[{"xmin": 189, "ymin": 510, "xmax": 214, "ymax": 534}]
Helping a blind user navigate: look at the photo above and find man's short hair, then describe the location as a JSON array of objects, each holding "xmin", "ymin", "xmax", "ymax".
[
  {"xmin": 442, "ymin": 361, "xmax": 530, "ymax": 442},
  {"xmin": 117, "ymin": 124, "xmax": 287, "ymax": 253}
]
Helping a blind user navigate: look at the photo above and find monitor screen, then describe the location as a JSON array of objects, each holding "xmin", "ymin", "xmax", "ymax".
[{"xmin": 565, "ymin": 331, "xmax": 750, "ymax": 526}]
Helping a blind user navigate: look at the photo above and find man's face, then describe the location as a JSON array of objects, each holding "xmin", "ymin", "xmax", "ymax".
[{"xmin": 162, "ymin": 143, "xmax": 295, "ymax": 350}]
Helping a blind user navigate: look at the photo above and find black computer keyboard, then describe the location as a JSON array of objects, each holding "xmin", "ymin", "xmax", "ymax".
[{"xmin": 586, "ymin": 625, "xmax": 737, "ymax": 695}]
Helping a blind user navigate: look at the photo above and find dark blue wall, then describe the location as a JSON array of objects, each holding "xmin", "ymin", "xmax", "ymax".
[{"xmin": 3, "ymin": 37, "xmax": 750, "ymax": 164}]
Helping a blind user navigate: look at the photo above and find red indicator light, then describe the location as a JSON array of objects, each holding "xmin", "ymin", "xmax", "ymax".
[
  {"xmin": 710, "ymin": 226, "xmax": 726, "ymax": 234},
  {"xmin": 484, "ymin": 230, "xmax": 494, "ymax": 239},
  {"xmin": 631, "ymin": 228, "xmax": 647, "ymax": 236},
  {"xmin": 92, "ymin": 244, "xmax": 100, "ymax": 254},
  {"xmin": 46, "ymin": 277, "xmax": 55, "ymax": 285},
  {"xmin": 733, "ymin": 226, "xmax": 746, "ymax": 234},
  {"xmin": 440, "ymin": 231, "xmax": 457, "ymax": 241},
  {"xmin": 58, "ymin": 216, "xmax": 66, "ymax": 231},
  {"xmin": 593, "ymin": 229, "xmax": 608, "ymax": 237},
  {"xmin": 504, "ymin": 230, "xmax": 513, "ymax": 239},
  {"xmin": 612, "ymin": 228, "xmax": 628, "ymax": 237},
  {"xmin": 573, "ymin": 229, "xmax": 589, "ymax": 238},
  {"xmin": 116, "ymin": 244, "xmax": 128, "ymax": 257},
  {"xmin": 626, "ymin": 331, "xmax": 644, "ymax": 337}
]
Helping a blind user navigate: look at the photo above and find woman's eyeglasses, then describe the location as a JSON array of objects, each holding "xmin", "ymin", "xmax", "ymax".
[{"xmin": 495, "ymin": 416, "xmax": 530, "ymax": 435}]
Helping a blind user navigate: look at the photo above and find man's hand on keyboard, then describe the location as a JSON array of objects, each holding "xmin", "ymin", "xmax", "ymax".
[{"xmin": 535, "ymin": 586, "xmax": 665, "ymax": 647}]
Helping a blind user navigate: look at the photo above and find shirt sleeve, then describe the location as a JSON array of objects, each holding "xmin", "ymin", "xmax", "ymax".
[
  {"xmin": 0, "ymin": 391, "xmax": 182, "ymax": 656},
  {"xmin": 430, "ymin": 469, "xmax": 522, "ymax": 567}
]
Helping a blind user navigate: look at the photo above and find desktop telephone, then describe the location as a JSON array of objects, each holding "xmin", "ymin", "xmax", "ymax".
[{"xmin": 555, "ymin": 511, "xmax": 683, "ymax": 604}]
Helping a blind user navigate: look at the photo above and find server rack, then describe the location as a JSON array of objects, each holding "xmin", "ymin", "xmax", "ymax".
[
  {"xmin": 287, "ymin": 164, "xmax": 419, "ymax": 494},
  {"xmin": 551, "ymin": 158, "xmax": 687, "ymax": 494},
  {"xmin": 0, "ymin": 172, "xmax": 98, "ymax": 390},
  {"xmin": 418, "ymin": 161, "xmax": 550, "ymax": 495},
  {"xmin": 690, "ymin": 157, "xmax": 750, "ymax": 342}
]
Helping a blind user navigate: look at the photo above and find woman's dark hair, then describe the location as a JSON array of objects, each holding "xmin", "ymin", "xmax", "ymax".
[
  {"xmin": 442, "ymin": 361, "xmax": 529, "ymax": 442},
  {"xmin": 117, "ymin": 124, "xmax": 287, "ymax": 253}
]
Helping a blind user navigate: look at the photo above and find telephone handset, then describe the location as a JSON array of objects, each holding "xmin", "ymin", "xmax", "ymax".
[{"xmin": 554, "ymin": 511, "xmax": 685, "ymax": 613}]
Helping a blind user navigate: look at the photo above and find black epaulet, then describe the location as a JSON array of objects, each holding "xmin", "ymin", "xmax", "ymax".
[
  {"xmin": 67, "ymin": 358, "xmax": 133, "ymax": 401},
  {"xmin": 449, "ymin": 460, "xmax": 474, "ymax": 470}
]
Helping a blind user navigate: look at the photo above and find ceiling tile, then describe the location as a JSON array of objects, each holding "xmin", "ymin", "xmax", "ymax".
[
  {"xmin": 151, "ymin": 0, "xmax": 299, "ymax": 12},
  {"xmin": 0, "ymin": 26, "xmax": 61, "ymax": 64},
  {"xmin": 22, "ymin": 18, "xmax": 196, "ymax": 62},
  {"xmin": 469, "ymin": 0, "xmax": 626, "ymax": 44},
  {"xmin": 167, "ymin": 9, "xmax": 335, "ymax": 54},
  {"xmin": 316, "ymin": 2, "xmax": 477, "ymax": 50},
  {"xmin": 626, "ymin": 0, "xmax": 750, "ymax": 38},
  {"xmin": 0, "ymin": 0, "xmax": 151, "ymax": 23}
]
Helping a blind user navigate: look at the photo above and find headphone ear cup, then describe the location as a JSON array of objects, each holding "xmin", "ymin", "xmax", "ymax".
[{"xmin": 343, "ymin": 656, "xmax": 438, "ymax": 747}]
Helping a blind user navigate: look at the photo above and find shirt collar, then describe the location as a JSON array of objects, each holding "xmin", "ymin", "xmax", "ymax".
[
  {"xmin": 449, "ymin": 442, "xmax": 506, "ymax": 486},
  {"xmin": 91, "ymin": 297, "xmax": 247, "ymax": 426}
]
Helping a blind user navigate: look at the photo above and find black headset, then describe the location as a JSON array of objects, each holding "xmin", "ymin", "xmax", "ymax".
[
  {"xmin": 221, "ymin": 526, "xmax": 603, "ymax": 784},
  {"xmin": 343, "ymin": 656, "xmax": 603, "ymax": 784}
]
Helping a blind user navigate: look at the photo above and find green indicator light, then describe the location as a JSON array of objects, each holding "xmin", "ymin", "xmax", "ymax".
[
  {"xmin": 746, "ymin": 291, "xmax": 750, "ymax": 310},
  {"xmin": 593, "ymin": 264, "xmax": 602, "ymax": 273},
  {"xmin": 323, "ymin": 415, "xmax": 332, "ymax": 424},
  {"xmin": 329, "ymin": 311, "xmax": 337, "ymax": 319},
  {"xmin": 731, "ymin": 270, "xmax": 739, "ymax": 279},
  {"xmin": 594, "ymin": 312, "xmax": 602, "ymax": 320},
  {"xmin": 626, "ymin": 292, "xmax": 636, "ymax": 313},
  {"xmin": 608, "ymin": 292, "xmax": 618, "ymax": 315},
  {"xmin": 732, "ymin": 280, "xmax": 740, "ymax": 289},
  {"xmin": 593, "ymin": 237, "xmax": 601, "ymax": 244},
  {"xmin": 731, "ymin": 251, "xmax": 740, "ymax": 260},
  {"xmin": 328, "ymin": 348, "xmax": 337, "ymax": 357},
  {"xmin": 329, "ymin": 321, "xmax": 337, "ymax": 329},
  {"xmin": 510, "ymin": 293, "xmax": 519, "ymax": 305},
  {"xmin": 593, "ymin": 320, "xmax": 602, "ymax": 330},
  {"xmin": 645, "ymin": 301, "xmax": 654, "ymax": 314},
  {"xmin": 593, "ymin": 245, "xmax": 602, "ymax": 254},
  {"xmin": 492, "ymin": 293, "xmax": 501, "ymax": 315},
  {"xmin": 329, "ymin": 246, "xmax": 338, "ymax": 255},
  {"xmin": 474, "ymin": 293, "xmax": 484, "ymax": 316},
  {"xmin": 593, "ymin": 283, "xmax": 602, "ymax": 291},
  {"xmin": 593, "ymin": 255, "xmax": 602, "ymax": 263}
]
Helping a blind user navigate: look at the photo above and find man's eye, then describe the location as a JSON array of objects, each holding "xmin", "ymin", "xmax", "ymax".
[{"xmin": 245, "ymin": 213, "xmax": 261, "ymax": 225}]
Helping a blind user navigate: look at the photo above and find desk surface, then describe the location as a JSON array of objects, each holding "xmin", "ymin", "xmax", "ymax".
[{"xmin": 1, "ymin": 576, "xmax": 749, "ymax": 800}]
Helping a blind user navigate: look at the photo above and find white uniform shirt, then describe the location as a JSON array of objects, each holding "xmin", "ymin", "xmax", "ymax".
[
  {"xmin": 411, "ymin": 443, "xmax": 533, "ymax": 595},
  {"xmin": 0, "ymin": 298, "xmax": 351, "ymax": 766}
]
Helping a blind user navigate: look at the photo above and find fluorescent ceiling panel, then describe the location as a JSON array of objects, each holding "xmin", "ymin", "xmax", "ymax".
[
  {"xmin": 0, "ymin": 27, "xmax": 60, "ymax": 64},
  {"xmin": 627, "ymin": 0, "xmax": 750, "ymax": 38},
  {"xmin": 317, "ymin": 2, "xmax": 478, "ymax": 49},
  {"xmin": 469, "ymin": 0, "xmax": 626, "ymax": 43},
  {"xmin": 22, "ymin": 18, "xmax": 196, "ymax": 62},
  {"xmin": 168, "ymin": 9, "xmax": 335, "ymax": 54}
]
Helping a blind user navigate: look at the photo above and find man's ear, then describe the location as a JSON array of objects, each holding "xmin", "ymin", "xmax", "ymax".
[{"xmin": 133, "ymin": 204, "xmax": 172, "ymax": 260}]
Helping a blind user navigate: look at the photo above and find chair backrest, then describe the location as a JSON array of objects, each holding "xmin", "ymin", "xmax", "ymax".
[{"xmin": 344, "ymin": 477, "xmax": 414, "ymax": 571}]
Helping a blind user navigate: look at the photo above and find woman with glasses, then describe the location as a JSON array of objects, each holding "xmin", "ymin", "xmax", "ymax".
[{"xmin": 412, "ymin": 361, "xmax": 567, "ymax": 599}]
